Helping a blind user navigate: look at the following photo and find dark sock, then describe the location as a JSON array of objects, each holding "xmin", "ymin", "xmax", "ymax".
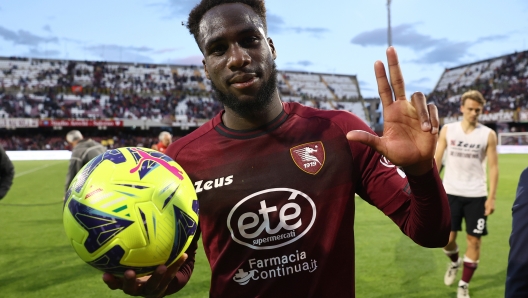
[
  {"xmin": 448, "ymin": 252, "xmax": 459, "ymax": 263},
  {"xmin": 461, "ymin": 260, "xmax": 478, "ymax": 283},
  {"xmin": 444, "ymin": 247, "xmax": 459, "ymax": 263}
]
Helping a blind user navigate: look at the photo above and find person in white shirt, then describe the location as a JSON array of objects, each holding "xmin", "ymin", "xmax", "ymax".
[{"xmin": 435, "ymin": 90, "xmax": 499, "ymax": 298}]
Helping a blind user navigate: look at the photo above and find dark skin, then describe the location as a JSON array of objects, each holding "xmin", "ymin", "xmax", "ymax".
[
  {"xmin": 102, "ymin": 3, "xmax": 440, "ymax": 297},
  {"xmin": 199, "ymin": 3, "xmax": 282, "ymax": 130}
]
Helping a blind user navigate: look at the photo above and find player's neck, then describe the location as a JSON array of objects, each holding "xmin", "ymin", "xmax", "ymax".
[
  {"xmin": 460, "ymin": 119, "xmax": 478, "ymax": 134},
  {"xmin": 222, "ymin": 95, "xmax": 283, "ymax": 130}
]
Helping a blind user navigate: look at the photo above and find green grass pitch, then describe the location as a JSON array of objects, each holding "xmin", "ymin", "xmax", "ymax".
[{"xmin": 0, "ymin": 155, "xmax": 525, "ymax": 297}]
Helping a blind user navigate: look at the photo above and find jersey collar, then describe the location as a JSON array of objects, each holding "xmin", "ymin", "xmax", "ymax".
[{"xmin": 214, "ymin": 108, "xmax": 288, "ymax": 139}]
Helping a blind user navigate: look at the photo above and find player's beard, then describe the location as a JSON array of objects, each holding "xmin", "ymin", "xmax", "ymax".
[{"xmin": 211, "ymin": 62, "xmax": 278, "ymax": 117}]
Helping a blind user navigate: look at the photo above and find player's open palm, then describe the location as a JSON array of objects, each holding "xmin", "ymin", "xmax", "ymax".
[{"xmin": 347, "ymin": 47, "xmax": 439, "ymax": 175}]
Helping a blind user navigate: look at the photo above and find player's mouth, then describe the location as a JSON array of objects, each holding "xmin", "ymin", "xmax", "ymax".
[{"xmin": 229, "ymin": 74, "xmax": 258, "ymax": 89}]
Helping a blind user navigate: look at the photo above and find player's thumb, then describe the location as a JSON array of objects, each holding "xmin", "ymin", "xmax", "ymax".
[{"xmin": 346, "ymin": 130, "xmax": 381, "ymax": 149}]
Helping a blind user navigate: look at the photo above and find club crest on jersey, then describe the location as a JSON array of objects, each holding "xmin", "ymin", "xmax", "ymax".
[{"xmin": 290, "ymin": 141, "xmax": 325, "ymax": 175}]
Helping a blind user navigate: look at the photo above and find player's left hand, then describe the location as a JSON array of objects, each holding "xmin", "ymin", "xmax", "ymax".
[
  {"xmin": 484, "ymin": 198, "xmax": 495, "ymax": 216},
  {"xmin": 102, "ymin": 253, "xmax": 188, "ymax": 298},
  {"xmin": 347, "ymin": 46, "xmax": 439, "ymax": 176}
]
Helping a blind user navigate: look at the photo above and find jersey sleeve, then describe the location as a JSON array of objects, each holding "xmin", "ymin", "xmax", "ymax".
[
  {"xmin": 506, "ymin": 167, "xmax": 528, "ymax": 297},
  {"xmin": 165, "ymin": 227, "xmax": 201, "ymax": 294},
  {"xmin": 336, "ymin": 111, "xmax": 450, "ymax": 248}
]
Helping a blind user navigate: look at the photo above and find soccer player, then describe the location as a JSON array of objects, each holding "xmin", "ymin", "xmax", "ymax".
[
  {"xmin": 102, "ymin": 1, "xmax": 451, "ymax": 297},
  {"xmin": 506, "ymin": 167, "xmax": 528, "ymax": 298},
  {"xmin": 64, "ymin": 130, "xmax": 107, "ymax": 195},
  {"xmin": 152, "ymin": 131, "xmax": 172, "ymax": 153},
  {"xmin": 0, "ymin": 144, "xmax": 14, "ymax": 200},
  {"xmin": 435, "ymin": 90, "xmax": 499, "ymax": 298}
]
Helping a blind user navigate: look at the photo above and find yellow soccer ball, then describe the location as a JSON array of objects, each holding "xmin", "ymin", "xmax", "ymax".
[{"xmin": 63, "ymin": 147, "xmax": 198, "ymax": 277}]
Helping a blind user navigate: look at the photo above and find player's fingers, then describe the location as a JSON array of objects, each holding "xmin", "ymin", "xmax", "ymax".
[
  {"xmin": 167, "ymin": 253, "xmax": 188, "ymax": 275},
  {"xmin": 374, "ymin": 60, "xmax": 394, "ymax": 108},
  {"xmin": 143, "ymin": 254, "xmax": 188, "ymax": 297},
  {"xmin": 142, "ymin": 265, "xmax": 167, "ymax": 295},
  {"xmin": 428, "ymin": 104, "xmax": 439, "ymax": 135},
  {"xmin": 153, "ymin": 254, "xmax": 189, "ymax": 295},
  {"xmin": 410, "ymin": 92, "xmax": 431, "ymax": 132},
  {"xmin": 346, "ymin": 130, "xmax": 383, "ymax": 153},
  {"xmin": 102, "ymin": 272, "xmax": 122, "ymax": 290},
  {"xmin": 386, "ymin": 47, "xmax": 406, "ymax": 100},
  {"xmin": 122, "ymin": 270, "xmax": 139, "ymax": 295}
]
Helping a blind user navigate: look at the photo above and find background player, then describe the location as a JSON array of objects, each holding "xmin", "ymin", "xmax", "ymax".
[
  {"xmin": 102, "ymin": 1, "xmax": 451, "ymax": 297},
  {"xmin": 435, "ymin": 90, "xmax": 499, "ymax": 298},
  {"xmin": 64, "ymin": 130, "xmax": 107, "ymax": 196},
  {"xmin": 151, "ymin": 131, "xmax": 172, "ymax": 153}
]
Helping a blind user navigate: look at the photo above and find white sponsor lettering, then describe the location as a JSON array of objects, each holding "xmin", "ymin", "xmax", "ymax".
[
  {"xmin": 194, "ymin": 175, "xmax": 233, "ymax": 193},
  {"xmin": 227, "ymin": 188, "xmax": 316, "ymax": 250},
  {"xmin": 233, "ymin": 250, "xmax": 318, "ymax": 286}
]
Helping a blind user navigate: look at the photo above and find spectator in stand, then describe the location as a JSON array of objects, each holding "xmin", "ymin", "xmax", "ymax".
[
  {"xmin": 151, "ymin": 131, "xmax": 172, "ymax": 153},
  {"xmin": 64, "ymin": 130, "xmax": 107, "ymax": 197},
  {"xmin": 0, "ymin": 145, "xmax": 15, "ymax": 200}
]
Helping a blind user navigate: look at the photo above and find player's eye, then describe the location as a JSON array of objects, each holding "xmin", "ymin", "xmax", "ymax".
[
  {"xmin": 242, "ymin": 36, "xmax": 259, "ymax": 46},
  {"xmin": 209, "ymin": 45, "xmax": 227, "ymax": 56}
]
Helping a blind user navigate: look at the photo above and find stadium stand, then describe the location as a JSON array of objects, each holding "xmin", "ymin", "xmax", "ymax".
[
  {"xmin": 0, "ymin": 56, "xmax": 378, "ymax": 150},
  {"xmin": 428, "ymin": 50, "xmax": 528, "ymax": 124},
  {"xmin": 0, "ymin": 56, "xmax": 370, "ymax": 123}
]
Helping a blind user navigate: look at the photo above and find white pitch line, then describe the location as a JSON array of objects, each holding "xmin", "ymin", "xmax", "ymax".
[{"xmin": 14, "ymin": 161, "xmax": 67, "ymax": 178}]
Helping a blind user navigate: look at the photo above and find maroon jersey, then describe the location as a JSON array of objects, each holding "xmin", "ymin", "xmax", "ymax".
[{"xmin": 166, "ymin": 102, "xmax": 450, "ymax": 297}]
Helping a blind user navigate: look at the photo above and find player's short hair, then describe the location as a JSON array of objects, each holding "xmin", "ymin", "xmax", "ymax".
[
  {"xmin": 159, "ymin": 131, "xmax": 172, "ymax": 141},
  {"xmin": 186, "ymin": 0, "xmax": 267, "ymax": 50},
  {"xmin": 66, "ymin": 130, "xmax": 83, "ymax": 143},
  {"xmin": 461, "ymin": 90, "xmax": 486, "ymax": 106}
]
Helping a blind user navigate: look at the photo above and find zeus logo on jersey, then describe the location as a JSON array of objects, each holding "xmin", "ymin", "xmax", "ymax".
[
  {"xmin": 227, "ymin": 188, "xmax": 316, "ymax": 250},
  {"xmin": 194, "ymin": 175, "xmax": 233, "ymax": 193},
  {"xmin": 450, "ymin": 140, "xmax": 481, "ymax": 149}
]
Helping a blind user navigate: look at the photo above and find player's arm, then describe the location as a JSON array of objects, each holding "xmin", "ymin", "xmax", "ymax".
[
  {"xmin": 485, "ymin": 130, "xmax": 499, "ymax": 216},
  {"xmin": 355, "ymin": 156, "xmax": 450, "ymax": 248},
  {"xmin": 164, "ymin": 234, "xmax": 200, "ymax": 295},
  {"xmin": 434, "ymin": 126, "xmax": 448, "ymax": 173},
  {"xmin": 348, "ymin": 46, "xmax": 450, "ymax": 247},
  {"xmin": 0, "ymin": 146, "xmax": 15, "ymax": 199},
  {"xmin": 391, "ymin": 165, "xmax": 451, "ymax": 247},
  {"xmin": 65, "ymin": 154, "xmax": 83, "ymax": 193}
]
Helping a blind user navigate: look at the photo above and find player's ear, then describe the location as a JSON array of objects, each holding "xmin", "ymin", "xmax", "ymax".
[
  {"xmin": 202, "ymin": 58, "xmax": 210, "ymax": 80},
  {"xmin": 268, "ymin": 37, "xmax": 277, "ymax": 60}
]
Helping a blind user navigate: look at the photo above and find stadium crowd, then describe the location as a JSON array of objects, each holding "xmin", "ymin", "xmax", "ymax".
[
  {"xmin": 0, "ymin": 132, "xmax": 166, "ymax": 151},
  {"xmin": 0, "ymin": 56, "xmax": 362, "ymax": 122},
  {"xmin": 2, "ymin": 52, "xmax": 528, "ymax": 151},
  {"xmin": 429, "ymin": 50, "xmax": 528, "ymax": 119}
]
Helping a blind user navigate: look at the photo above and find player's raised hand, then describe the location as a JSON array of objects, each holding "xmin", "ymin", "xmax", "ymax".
[
  {"xmin": 102, "ymin": 253, "xmax": 188, "ymax": 298},
  {"xmin": 346, "ymin": 46, "xmax": 439, "ymax": 175}
]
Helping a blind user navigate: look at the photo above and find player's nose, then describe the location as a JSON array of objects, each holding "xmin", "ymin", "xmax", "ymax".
[{"xmin": 227, "ymin": 45, "xmax": 250, "ymax": 70}]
